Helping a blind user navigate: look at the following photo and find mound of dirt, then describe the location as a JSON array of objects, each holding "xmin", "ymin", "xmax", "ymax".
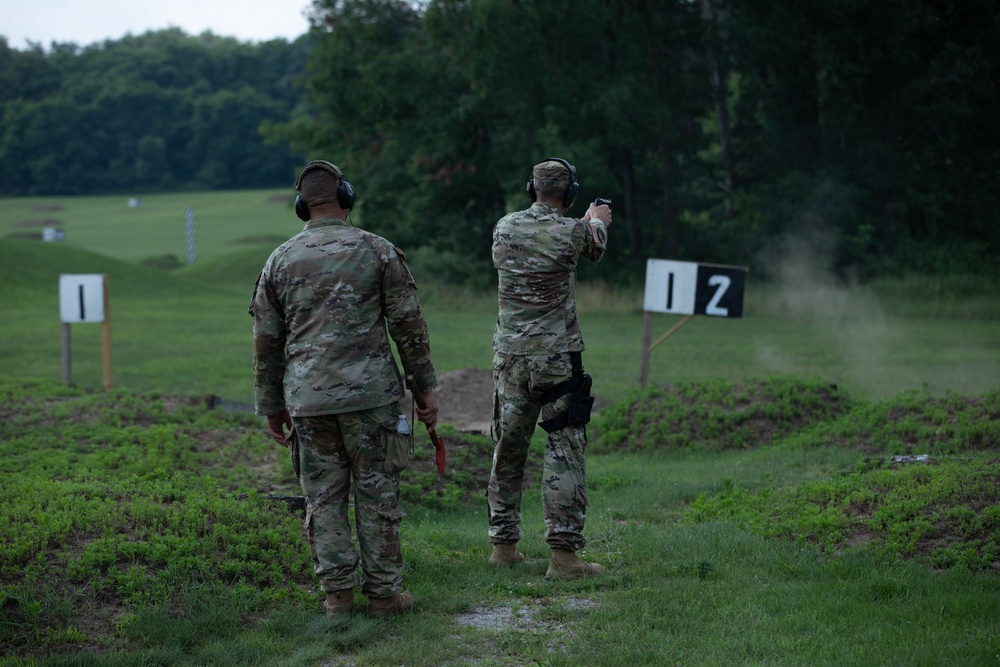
[
  {"xmin": 401, "ymin": 368, "xmax": 494, "ymax": 434},
  {"xmin": 400, "ymin": 368, "xmax": 613, "ymax": 435}
]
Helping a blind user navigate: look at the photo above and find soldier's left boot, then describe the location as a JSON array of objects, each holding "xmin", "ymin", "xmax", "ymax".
[
  {"xmin": 546, "ymin": 549, "xmax": 603, "ymax": 580},
  {"xmin": 323, "ymin": 588, "xmax": 354, "ymax": 617},
  {"xmin": 489, "ymin": 543, "xmax": 526, "ymax": 565},
  {"xmin": 366, "ymin": 591, "xmax": 417, "ymax": 618}
]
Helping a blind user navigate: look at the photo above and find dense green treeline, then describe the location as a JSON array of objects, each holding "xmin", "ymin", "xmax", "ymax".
[
  {"xmin": 3, "ymin": 0, "xmax": 998, "ymax": 284},
  {"xmin": 274, "ymin": 0, "xmax": 1000, "ymax": 284},
  {"xmin": 0, "ymin": 29, "xmax": 307, "ymax": 194}
]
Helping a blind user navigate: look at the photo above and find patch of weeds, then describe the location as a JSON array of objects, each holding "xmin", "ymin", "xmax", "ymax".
[
  {"xmin": 593, "ymin": 376, "xmax": 850, "ymax": 454},
  {"xmin": 789, "ymin": 387, "xmax": 1000, "ymax": 455},
  {"xmin": 0, "ymin": 474, "xmax": 314, "ymax": 661},
  {"xmin": 0, "ymin": 378, "xmax": 286, "ymax": 493},
  {"xmin": 594, "ymin": 378, "xmax": 998, "ymax": 462},
  {"xmin": 3, "ymin": 373, "xmax": 997, "ymax": 664},
  {"xmin": 684, "ymin": 454, "xmax": 1000, "ymax": 571}
]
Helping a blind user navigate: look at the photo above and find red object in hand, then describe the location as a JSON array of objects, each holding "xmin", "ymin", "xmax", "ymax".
[
  {"xmin": 429, "ymin": 428, "xmax": 446, "ymax": 474},
  {"xmin": 410, "ymin": 379, "xmax": 446, "ymax": 475}
]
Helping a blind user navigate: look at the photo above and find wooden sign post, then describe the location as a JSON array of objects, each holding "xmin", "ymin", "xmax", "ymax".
[
  {"xmin": 59, "ymin": 274, "xmax": 113, "ymax": 389},
  {"xmin": 639, "ymin": 259, "xmax": 747, "ymax": 387}
]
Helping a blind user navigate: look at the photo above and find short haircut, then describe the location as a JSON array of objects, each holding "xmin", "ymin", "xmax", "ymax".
[
  {"xmin": 299, "ymin": 168, "xmax": 340, "ymax": 202},
  {"xmin": 535, "ymin": 184, "xmax": 566, "ymax": 200}
]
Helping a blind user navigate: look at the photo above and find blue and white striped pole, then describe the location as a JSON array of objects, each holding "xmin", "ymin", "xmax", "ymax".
[{"xmin": 184, "ymin": 207, "xmax": 196, "ymax": 265}]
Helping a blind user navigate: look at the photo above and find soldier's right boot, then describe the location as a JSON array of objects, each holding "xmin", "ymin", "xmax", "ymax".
[
  {"xmin": 489, "ymin": 543, "xmax": 526, "ymax": 565},
  {"xmin": 546, "ymin": 549, "xmax": 603, "ymax": 580},
  {"xmin": 365, "ymin": 591, "xmax": 417, "ymax": 618}
]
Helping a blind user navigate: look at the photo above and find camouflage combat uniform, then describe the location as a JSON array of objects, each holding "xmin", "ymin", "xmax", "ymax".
[
  {"xmin": 489, "ymin": 201, "xmax": 608, "ymax": 552},
  {"xmin": 251, "ymin": 216, "xmax": 436, "ymax": 598}
]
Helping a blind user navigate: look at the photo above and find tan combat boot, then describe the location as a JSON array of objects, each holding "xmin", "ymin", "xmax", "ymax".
[
  {"xmin": 546, "ymin": 549, "xmax": 603, "ymax": 580},
  {"xmin": 323, "ymin": 588, "xmax": 354, "ymax": 617},
  {"xmin": 489, "ymin": 543, "xmax": 526, "ymax": 565},
  {"xmin": 366, "ymin": 591, "xmax": 417, "ymax": 618}
]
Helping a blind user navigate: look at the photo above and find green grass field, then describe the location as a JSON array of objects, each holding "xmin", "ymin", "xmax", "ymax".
[
  {"xmin": 3, "ymin": 189, "xmax": 1000, "ymax": 404},
  {"xmin": 1, "ymin": 191, "xmax": 998, "ymax": 666}
]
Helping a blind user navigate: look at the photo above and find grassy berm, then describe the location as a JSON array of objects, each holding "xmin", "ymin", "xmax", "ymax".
[
  {"xmin": 596, "ymin": 377, "xmax": 1000, "ymax": 570},
  {"xmin": 1, "ymin": 375, "xmax": 998, "ymax": 664}
]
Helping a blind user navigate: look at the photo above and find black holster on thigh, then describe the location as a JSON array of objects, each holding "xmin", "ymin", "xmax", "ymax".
[{"xmin": 539, "ymin": 352, "xmax": 594, "ymax": 434}]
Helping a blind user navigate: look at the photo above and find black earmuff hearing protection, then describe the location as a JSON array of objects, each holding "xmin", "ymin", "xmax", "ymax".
[
  {"xmin": 293, "ymin": 194, "xmax": 311, "ymax": 222},
  {"xmin": 526, "ymin": 157, "xmax": 580, "ymax": 208},
  {"xmin": 294, "ymin": 160, "xmax": 358, "ymax": 221}
]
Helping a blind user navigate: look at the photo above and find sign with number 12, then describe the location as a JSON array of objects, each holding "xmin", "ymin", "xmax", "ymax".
[{"xmin": 644, "ymin": 259, "xmax": 746, "ymax": 318}]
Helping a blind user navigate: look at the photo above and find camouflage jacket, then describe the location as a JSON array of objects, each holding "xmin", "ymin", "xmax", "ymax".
[
  {"xmin": 492, "ymin": 202, "xmax": 608, "ymax": 355},
  {"xmin": 250, "ymin": 217, "xmax": 437, "ymax": 417}
]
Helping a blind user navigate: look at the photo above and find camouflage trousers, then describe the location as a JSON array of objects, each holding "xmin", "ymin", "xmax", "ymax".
[
  {"xmin": 488, "ymin": 352, "xmax": 589, "ymax": 553},
  {"xmin": 292, "ymin": 402, "xmax": 407, "ymax": 598}
]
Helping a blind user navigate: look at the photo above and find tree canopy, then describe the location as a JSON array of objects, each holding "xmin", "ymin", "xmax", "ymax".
[
  {"xmin": 0, "ymin": 29, "xmax": 307, "ymax": 195},
  {"xmin": 273, "ymin": 0, "xmax": 999, "ymax": 283},
  {"xmin": 3, "ymin": 0, "xmax": 998, "ymax": 282}
]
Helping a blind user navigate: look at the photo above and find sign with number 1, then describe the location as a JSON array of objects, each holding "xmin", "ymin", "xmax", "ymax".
[
  {"xmin": 58, "ymin": 274, "xmax": 113, "ymax": 389},
  {"xmin": 59, "ymin": 274, "xmax": 106, "ymax": 323}
]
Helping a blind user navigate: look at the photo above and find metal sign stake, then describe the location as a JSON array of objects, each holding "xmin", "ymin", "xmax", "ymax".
[
  {"xmin": 101, "ymin": 276, "xmax": 112, "ymax": 390},
  {"xmin": 61, "ymin": 322, "xmax": 72, "ymax": 385}
]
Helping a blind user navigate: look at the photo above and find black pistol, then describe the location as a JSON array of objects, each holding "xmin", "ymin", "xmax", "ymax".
[{"xmin": 594, "ymin": 197, "xmax": 612, "ymax": 208}]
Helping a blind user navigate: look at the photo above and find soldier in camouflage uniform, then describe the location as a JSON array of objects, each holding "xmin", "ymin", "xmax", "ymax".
[
  {"xmin": 250, "ymin": 160, "xmax": 439, "ymax": 618},
  {"xmin": 488, "ymin": 158, "xmax": 612, "ymax": 579}
]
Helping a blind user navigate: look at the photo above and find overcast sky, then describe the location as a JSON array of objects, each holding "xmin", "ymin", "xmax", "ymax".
[{"xmin": 1, "ymin": 0, "xmax": 312, "ymax": 50}]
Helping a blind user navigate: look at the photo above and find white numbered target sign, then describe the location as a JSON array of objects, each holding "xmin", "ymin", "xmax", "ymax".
[
  {"xmin": 644, "ymin": 259, "xmax": 746, "ymax": 318},
  {"xmin": 59, "ymin": 274, "xmax": 106, "ymax": 323}
]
